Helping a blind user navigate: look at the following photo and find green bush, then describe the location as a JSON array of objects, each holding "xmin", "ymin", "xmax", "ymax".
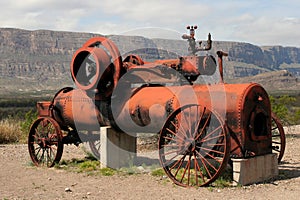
[
  {"xmin": 295, "ymin": 109, "xmax": 300, "ymax": 123},
  {"xmin": 78, "ymin": 160, "xmax": 99, "ymax": 172},
  {"xmin": 99, "ymin": 168, "xmax": 115, "ymax": 176},
  {"xmin": 151, "ymin": 168, "xmax": 165, "ymax": 177},
  {"xmin": 270, "ymin": 95, "xmax": 300, "ymax": 125},
  {"xmin": 20, "ymin": 109, "xmax": 38, "ymax": 135}
]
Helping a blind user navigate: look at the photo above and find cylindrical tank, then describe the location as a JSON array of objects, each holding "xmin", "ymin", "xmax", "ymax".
[
  {"xmin": 111, "ymin": 84, "xmax": 199, "ymax": 134},
  {"xmin": 193, "ymin": 83, "xmax": 272, "ymax": 157},
  {"xmin": 111, "ymin": 82, "xmax": 271, "ymax": 158},
  {"xmin": 51, "ymin": 88, "xmax": 111, "ymax": 131}
]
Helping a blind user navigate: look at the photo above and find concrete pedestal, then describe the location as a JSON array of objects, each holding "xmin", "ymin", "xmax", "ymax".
[
  {"xmin": 232, "ymin": 153, "xmax": 278, "ymax": 186},
  {"xmin": 100, "ymin": 126, "xmax": 136, "ymax": 169}
]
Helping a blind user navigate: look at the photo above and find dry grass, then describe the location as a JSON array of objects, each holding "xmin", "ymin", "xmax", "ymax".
[{"xmin": 0, "ymin": 118, "xmax": 26, "ymax": 144}]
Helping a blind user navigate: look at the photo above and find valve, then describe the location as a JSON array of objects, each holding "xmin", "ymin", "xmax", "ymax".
[{"xmin": 182, "ymin": 25, "xmax": 212, "ymax": 55}]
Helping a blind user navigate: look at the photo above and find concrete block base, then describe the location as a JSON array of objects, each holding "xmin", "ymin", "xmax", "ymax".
[
  {"xmin": 100, "ymin": 126, "xmax": 136, "ymax": 169},
  {"xmin": 232, "ymin": 153, "xmax": 278, "ymax": 186}
]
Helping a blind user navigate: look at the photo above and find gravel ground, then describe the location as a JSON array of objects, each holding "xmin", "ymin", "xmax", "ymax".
[{"xmin": 0, "ymin": 125, "xmax": 300, "ymax": 200}]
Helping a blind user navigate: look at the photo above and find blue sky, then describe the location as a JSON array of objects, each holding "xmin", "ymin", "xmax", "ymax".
[{"xmin": 0, "ymin": 0, "xmax": 299, "ymax": 47}]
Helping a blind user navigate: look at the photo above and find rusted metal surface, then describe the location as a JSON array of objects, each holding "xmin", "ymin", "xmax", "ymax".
[
  {"xmin": 51, "ymin": 87, "xmax": 110, "ymax": 130},
  {"xmin": 70, "ymin": 37, "xmax": 123, "ymax": 98},
  {"xmin": 30, "ymin": 26, "xmax": 286, "ymax": 187}
]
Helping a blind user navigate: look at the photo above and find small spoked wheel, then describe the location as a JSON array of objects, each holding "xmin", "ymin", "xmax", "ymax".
[
  {"xmin": 159, "ymin": 104, "xmax": 230, "ymax": 187},
  {"xmin": 271, "ymin": 112, "xmax": 286, "ymax": 163},
  {"xmin": 28, "ymin": 117, "xmax": 63, "ymax": 167}
]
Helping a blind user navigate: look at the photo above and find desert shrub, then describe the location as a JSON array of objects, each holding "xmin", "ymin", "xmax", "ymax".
[
  {"xmin": 0, "ymin": 117, "xmax": 24, "ymax": 143},
  {"xmin": 0, "ymin": 109, "xmax": 38, "ymax": 144}
]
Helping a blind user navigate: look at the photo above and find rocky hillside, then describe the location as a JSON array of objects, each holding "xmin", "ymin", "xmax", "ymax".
[
  {"xmin": 0, "ymin": 28, "xmax": 299, "ymax": 94},
  {"xmin": 229, "ymin": 70, "xmax": 300, "ymax": 92}
]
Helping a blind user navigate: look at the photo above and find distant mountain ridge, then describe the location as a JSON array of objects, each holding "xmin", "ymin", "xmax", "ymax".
[
  {"xmin": 0, "ymin": 28, "xmax": 299, "ymax": 94},
  {"xmin": 229, "ymin": 70, "xmax": 300, "ymax": 93}
]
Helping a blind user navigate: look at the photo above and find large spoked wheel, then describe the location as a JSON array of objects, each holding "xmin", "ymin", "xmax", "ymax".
[
  {"xmin": 88, "ymin": 138, "xmax": 101, "ymax": 160},
  {"xmin": 28, "ymin": 117, "xmax": 64, "ymax": 167},
  {"xmin": 159, "ymin": 104, "xmax": 230, "ymax": 187},
  {"xmin": 271, "ymin": 112, "xmax": 286, "ymax": 163},
  {"xmin": 86, "ymin": 131, "xmax": 101, "ymax": 160},
  {"xmin": 78, "ymin": 130, "xmax": 100, "ymax": 160}
]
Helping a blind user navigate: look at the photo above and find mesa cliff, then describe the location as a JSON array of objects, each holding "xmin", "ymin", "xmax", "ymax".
[{"xmin": 0, "ymin": 28, "xmax": 299, "ymax": 93}]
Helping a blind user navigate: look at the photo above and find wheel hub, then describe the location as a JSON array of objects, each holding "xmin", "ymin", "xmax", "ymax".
[
  {"xmin": 184, "ymin": 138, "xmax": 196, "ymax": 154},
  {"xmin": 38, "ymin": 138, "xmax": 49, "ymax": 148}
]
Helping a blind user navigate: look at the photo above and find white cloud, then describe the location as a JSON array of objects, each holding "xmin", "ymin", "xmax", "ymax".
[
  {"xmin": 225, "ymin": 15, "xmax": 300, "ymax": 47},
  {"xmin": 0, "ymin": 0, "xmax": 299, "ymax": 47}
]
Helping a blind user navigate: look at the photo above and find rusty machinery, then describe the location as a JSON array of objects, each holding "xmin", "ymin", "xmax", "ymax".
[{"xmin": 28, "ymin": 26, "xmax": 286, "ymax": 187}]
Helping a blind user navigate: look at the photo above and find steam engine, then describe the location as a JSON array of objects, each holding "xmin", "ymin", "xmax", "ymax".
[{"xmin": 29, "ymin": 26, "xmax": 284, "ymax": 187}]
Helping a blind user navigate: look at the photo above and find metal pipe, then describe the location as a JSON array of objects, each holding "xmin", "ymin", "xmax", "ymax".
[{"xmin": 217, "ymin": 51, "xmax": 228, "ymax": 83}]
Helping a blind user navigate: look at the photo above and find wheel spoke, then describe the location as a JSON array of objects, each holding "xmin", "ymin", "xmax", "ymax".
[
  {"xmin": 166, "ymin": 127, "xmax": 185, "ymax": 142},
  {"xmin": 175, "ymin": 119, "xmax": 190, "ymax": 140},
  {"xmin": 168, "ymin": 119, "xmax": 185, "ymax": 141},
  {"xmin": 199, "ymin": 149, "xmax": 220, "ymax": 170},
  {"xmin": 272, "ymin": 134, "xmax": 281, "ymax": 137},
  {"xmin": 272, "ymin": 141, "xmax": 281, "ymax": 145},
  {"xmin": 195, "ymin": 112, "xmax": 211, "ymax": 141},
  {"xmin": 193, "ymin": 152, "xmax": 199, "ymax": 185},
  {"xmin": 193, "ymin": 107, "xmax": 206, "ymax": 137},
  {"xmin": 202, "ymin": 152, "xmax": 222, "ymax": 165},
  {"xmin": 200, "ymin": 125, "xmax": 222, "ymax": 142},
  {"xmin": 198, "ymin": 152, "xmax": 213, "ymax": 179},
  {"xmin": 182, "ymin": 110, "xmax": 192, "ymax": 139},
  {"xmin": 39, "ymin": 148, "xmax": 46, "ymax": 164},
  {"xmin": 272, "ymin": 148, "xmax": 280, "ymax": 153},
  {"xmin": 198, "ymin": 145, "xmax": 225, "ymax": 155},
  {"xmin": 172, "ymin": 154, "xmax": 187, "ymax": 179},
  {"xmin": 180, "ymin": 154, "xmax": 191, "ymax": 184},
  {"xmin": 161, "ymin": 149, "xmax": 180, "ymax": 157}
]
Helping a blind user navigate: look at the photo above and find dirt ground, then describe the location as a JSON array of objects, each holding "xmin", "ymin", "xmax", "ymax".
[{"xmin": 1, "ymin": 126, "xmax": 300, "ymax": 200}]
